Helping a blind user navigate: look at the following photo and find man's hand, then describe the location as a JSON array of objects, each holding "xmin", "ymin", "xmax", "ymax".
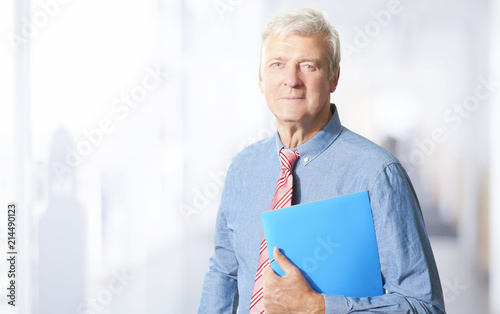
[{"xmin": 262, "ymin": 247, "xmax": 325, "ymax": 314}]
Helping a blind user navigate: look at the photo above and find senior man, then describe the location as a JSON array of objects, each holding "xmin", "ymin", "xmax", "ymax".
[{"xmin": 199, "ymin": 8, "xmax": 445, "ymax": 314}]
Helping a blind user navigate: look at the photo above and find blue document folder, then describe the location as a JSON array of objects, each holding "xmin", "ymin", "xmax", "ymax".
[{"xmin": 260, "ymin": 191, "xmax": 383, "ymax": 297}]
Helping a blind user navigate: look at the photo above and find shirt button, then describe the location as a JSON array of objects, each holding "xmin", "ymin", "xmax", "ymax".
[{"xmin": 304, "ymin": 157, "xmax": 309, "ymax": 163}]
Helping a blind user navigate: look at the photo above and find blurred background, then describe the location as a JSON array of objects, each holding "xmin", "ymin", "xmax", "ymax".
[{"xmin": 0, "ymin": 0, "xmax": 499, "ymax": 313}]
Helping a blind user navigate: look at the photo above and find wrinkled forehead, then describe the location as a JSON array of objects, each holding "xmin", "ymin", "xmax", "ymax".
[
  {"xmin": 260, "ymin": 33, "xmax": 329, "ymax": 60},
  {"xmin": 262, "ymin": 30, "xmax": 328, "ymax": 46}
]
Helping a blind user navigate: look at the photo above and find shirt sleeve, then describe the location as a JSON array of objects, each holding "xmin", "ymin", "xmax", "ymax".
[
  {"xmin": 323, "ymin": 162, "xmax": 446, "ymax": 313},
  {"xmin": 198, "ymin": 164, "xmax": 239, "ymax": 314}
]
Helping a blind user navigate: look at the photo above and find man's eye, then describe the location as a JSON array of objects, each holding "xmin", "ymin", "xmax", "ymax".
[
  {"xmin": 272, "ymin": 62, "xmax": 282, "ymax": 67},
  {"xmin": 303, "ymin": 64, "xmax": 315, "ymax": 70}
]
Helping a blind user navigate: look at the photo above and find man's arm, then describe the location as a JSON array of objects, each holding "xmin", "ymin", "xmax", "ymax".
[
  {"xmin": 264, "ymin": 163, "xmax": 446, "ymax": 313},
  {"xmin": 198, "ymin": 167, "xmax": 239, "ymax": 314}
]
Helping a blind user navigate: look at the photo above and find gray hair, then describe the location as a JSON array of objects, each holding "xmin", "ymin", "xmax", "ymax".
[{"xmin": 259, "ymin": 8, "xmax": 341, "ymax": 81}]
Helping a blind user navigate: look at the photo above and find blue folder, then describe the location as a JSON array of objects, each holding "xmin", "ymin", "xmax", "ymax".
[{"xmin": 260, "ymin": 191, "xmax": 383, "ymax": 297}]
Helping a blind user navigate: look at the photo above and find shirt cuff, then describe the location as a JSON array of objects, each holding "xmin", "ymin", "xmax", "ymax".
[{"xmin": 323, "ymin": 294, "xmax": 348, "ymax": 314}]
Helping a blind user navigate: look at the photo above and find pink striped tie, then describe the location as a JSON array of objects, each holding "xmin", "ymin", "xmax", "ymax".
[{"xmin": 249, "ymin": 148, "xmax": 300, "ymax": 314}]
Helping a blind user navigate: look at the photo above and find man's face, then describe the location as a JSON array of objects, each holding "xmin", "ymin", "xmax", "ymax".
[{"xmin": 259, "ymin": 33, "xmax": 339, "ymax": 127}]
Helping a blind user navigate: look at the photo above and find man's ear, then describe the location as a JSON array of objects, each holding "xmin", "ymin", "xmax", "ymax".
[{"xmin": 329, "ymin": 67, "xmax": 340, "ymax": 93}]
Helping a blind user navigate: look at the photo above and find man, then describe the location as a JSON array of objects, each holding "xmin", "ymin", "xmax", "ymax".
[{"xmin": 199, "ymin": 8, "xmax": 445, "ymax": 314}]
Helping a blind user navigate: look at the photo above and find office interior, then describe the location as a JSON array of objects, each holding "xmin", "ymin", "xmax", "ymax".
[{"xmin": 0, "ymin": 0, "xmax": 499, "ymax": 313}]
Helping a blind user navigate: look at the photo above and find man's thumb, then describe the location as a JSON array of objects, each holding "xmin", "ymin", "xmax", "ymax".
[{"xmin": 273, "ymin": 246, "xmax": 295, "ymax": 275}]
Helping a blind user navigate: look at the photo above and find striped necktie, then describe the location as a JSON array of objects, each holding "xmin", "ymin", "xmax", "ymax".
[{"xmin": 249, "ymin": 148, "xmax": 300, "ymax": 313}]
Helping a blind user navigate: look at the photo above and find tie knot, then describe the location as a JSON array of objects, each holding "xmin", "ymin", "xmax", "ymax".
[{"xmin": 279, "ymin": 149, "xmax": 299, "ymax": 171}]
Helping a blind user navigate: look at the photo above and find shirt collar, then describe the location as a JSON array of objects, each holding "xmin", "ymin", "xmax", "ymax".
[{"xmin": 274, "ymin": 104, "xmax": 343, "ymax": 166}]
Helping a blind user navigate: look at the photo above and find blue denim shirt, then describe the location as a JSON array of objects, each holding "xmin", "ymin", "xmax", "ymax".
[{"xmin": 199, "ymin": 105, "xmax": 445, "ymax": 313}]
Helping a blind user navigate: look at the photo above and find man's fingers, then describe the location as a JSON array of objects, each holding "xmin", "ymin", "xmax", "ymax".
[
  {"xmin": 262, "ymin": 265, "xmax": 277, "ymax": 281},
  {"xmin": 262, "ymin": 263, "xmax": 280, "ymax": 292},
  {"xmin": 273, "ymin": 246, "xmax": 297, "ymax": 276}
]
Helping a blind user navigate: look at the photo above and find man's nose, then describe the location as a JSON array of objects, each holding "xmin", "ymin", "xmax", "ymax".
[{"xmin": 283, "ymin": 66, "xmax": 303, "ymax": 88}]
